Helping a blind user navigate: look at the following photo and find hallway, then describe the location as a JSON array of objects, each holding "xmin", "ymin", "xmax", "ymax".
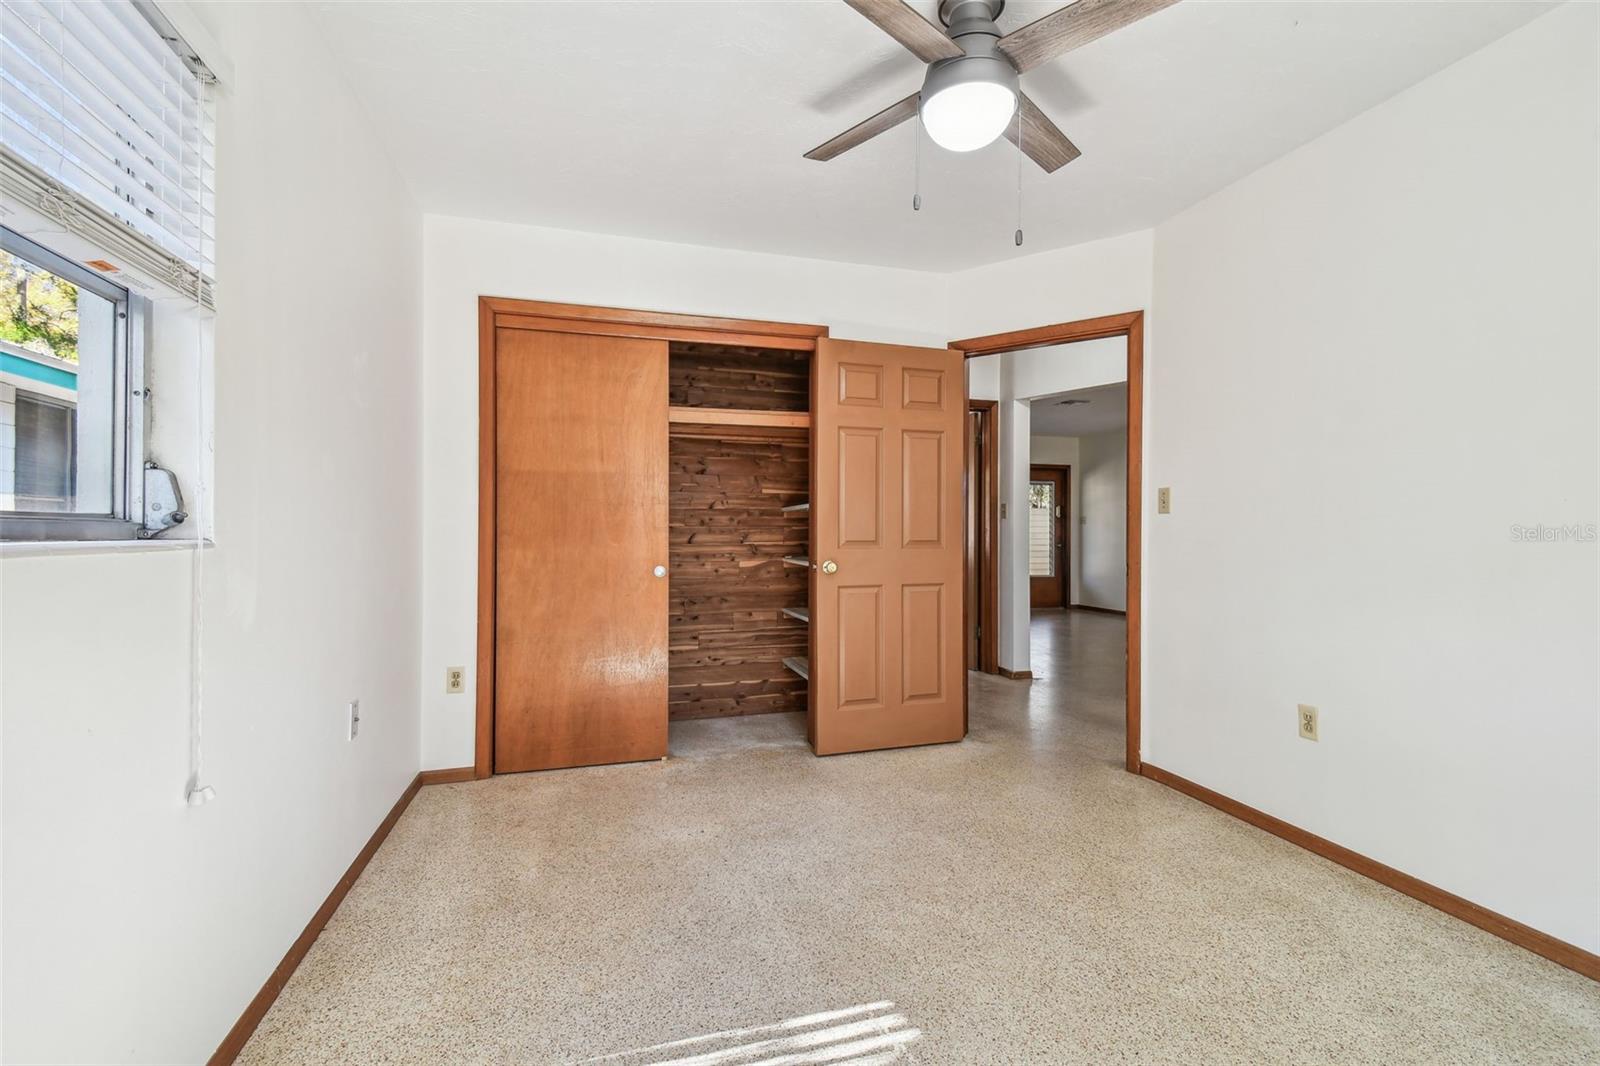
[{"xmin": 239, "ymin": 612, "xmax": 1599, "ymax": 1063}]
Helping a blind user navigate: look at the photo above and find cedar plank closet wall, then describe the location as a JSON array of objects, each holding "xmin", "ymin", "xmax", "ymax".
[{"xmin": 668, "ymin": 344, "xmax": 811, "ymax": 720}]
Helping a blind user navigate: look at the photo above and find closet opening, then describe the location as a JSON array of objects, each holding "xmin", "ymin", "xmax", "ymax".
[
  {"xmin": 479, "ymin": 299, "xmax": 964, "ymax": 773},
  {"xmin": 666, "ymin": 341, "xmax": 813, "ymax": 755}
]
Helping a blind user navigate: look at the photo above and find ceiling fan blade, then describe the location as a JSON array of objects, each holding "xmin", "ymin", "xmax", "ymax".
[
  {"xmin": 843, "ymin": 0, "xmax": 963, "ymax": 63},
  {"xmin": 805, "ymin": 91, "xmax": 921, "ymax": 162},
  {"xmin": 1004, "ymin": 93, "xmax": 1081, "ymax": 173},
  {"xmin": 998, "ymin": 0, "xmax": 1180, "ymax": 73}
]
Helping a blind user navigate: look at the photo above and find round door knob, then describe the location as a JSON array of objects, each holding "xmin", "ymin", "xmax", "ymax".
[
  {"xmin": 820, "ymin": 559, "xmax": 838, "ymax": 575},
  {"xmin": 653, "ymin": 565, "xmax": 667, "ymax": 578}
]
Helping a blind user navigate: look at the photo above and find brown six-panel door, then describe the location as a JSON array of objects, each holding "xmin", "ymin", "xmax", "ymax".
[
  {"xmin": 811, "ymin": 339, "xmax": 966, "ymax": 755},
  {"xmin": 494, "ymin": 329, "xmax": 669, "ymax": 772}
]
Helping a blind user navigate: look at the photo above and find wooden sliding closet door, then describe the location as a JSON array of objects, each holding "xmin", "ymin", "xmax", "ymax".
[
  {"xmin": 494, "ymin": 329, "xmax": 669, "ymax": 773},
  {"xmin": 812, "ymin": 339, "xmax": 966, "ymax": 755}
]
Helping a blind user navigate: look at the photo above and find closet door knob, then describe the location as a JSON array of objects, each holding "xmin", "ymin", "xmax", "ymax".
[
  {"xmin": 653, "ymin": 565, "xmax": 667, "ymax": 578},
  {"xmin": 820, "ymin": 559, "xmax": 838, "ymax": 575}
]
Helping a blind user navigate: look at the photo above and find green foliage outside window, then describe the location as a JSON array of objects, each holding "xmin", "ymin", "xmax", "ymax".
[{"xmin": 0, "ymin": 249, "xmax": 79, "ymax": 363}]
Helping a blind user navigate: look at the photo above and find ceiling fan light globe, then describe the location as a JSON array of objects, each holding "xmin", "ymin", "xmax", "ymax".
[
  {"xmin": 921, "ymin": 82, "xmax": 1016, "ymax": 152},
  {"xmin": 920, "ymin": 50, "xmax": 1019, "ymax": 153}
]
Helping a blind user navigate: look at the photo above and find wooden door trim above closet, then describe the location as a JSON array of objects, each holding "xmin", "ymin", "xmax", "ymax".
[
  {"xmin": 476, "ymin": 297, "xmax": 830, "ymax": 779},
  {"xmin": 484, "ymin": 297, "xmax": 828, "ymax": 350}
]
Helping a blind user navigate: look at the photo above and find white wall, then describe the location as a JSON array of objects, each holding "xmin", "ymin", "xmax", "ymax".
[
  {"xmin": 0, "ymin": 2, "xmax": 424, "ymax": 1061},
  {"xmin": 1145, "ymin": 3, "xmax": 1598, "ymax": 951},
  {"xmin": 420, "ymin": 215, "xmax": 950, "ymax": 769},
  {"xmin": 967, "ymin": 354, "xmax": 1000, "ymax": 401},
  {"xmin": 1028, "ymin": 435, "xmax": 1078, "ymax": 467},
  {"xmin": 946, "ymin": 230, "xmax": 1155, "ymax": 342},
  {"xmin": 1004, "ymin": 338, "xmax": 1126, "ymax": 402},
  {"xmin": 1076, "ymin": 429, "xmax": 1127, "ymax": 611}
]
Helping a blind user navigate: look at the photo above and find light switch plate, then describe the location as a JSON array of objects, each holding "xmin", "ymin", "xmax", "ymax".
[
  {"xmin": 1157, "ymin": 487, "xmax": 1171, "ymax": 514},
  {"xmin": 1298, "ymin": 704, "xmax": 1318, "ymax": 741}
]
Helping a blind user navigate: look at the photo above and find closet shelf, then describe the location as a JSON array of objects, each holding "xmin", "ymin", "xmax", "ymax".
[
  {"xmin": 782, "ymin": 656, "xmax": 810, "ymax": 681},
  {"xmin": 782, "ymin": 606, "xmax": 810, "ymax": 624},
  {"xmin": 781, "ymin": 501, "xmax": 810, "ymax": 512},
  {"xmin": 782, "ymin": 556, "xmax": 810, "ymax": 568},
  {"xmin": 669, "ymin": 407, "xmax": 810, "ymax": 429}
]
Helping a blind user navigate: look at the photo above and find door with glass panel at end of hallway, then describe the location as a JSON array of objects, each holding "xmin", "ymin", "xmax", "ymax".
[{"xmin": 1028, "ymin": 465, "xmax": 1069, "ymax": 609}]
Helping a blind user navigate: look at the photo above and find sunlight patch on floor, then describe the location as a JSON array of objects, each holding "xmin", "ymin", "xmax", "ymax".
[{"xmin": 577, "ymin": 1001, "xmax": 921, "ymax": 1065}]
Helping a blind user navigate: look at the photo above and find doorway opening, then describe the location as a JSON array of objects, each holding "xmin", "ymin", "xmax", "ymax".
[{"xmin": 953, "ymin": 312, "xmax": 1144, "ymax": 773}]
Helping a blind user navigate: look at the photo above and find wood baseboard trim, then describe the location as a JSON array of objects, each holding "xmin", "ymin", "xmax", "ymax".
[
  {"xmin": 207, "ymin": 773, "xmax": 424, "ymax": 1065},
  {"xmin": 1071, "ymin": 604, "xmax": 1126, "ymax": 616},
  {"xmin": 998, "ymin": 667, "xmax": 1034, "ymax": 680},
  {"xmin": 418, "ymin": 766, "xmax": 477, "ymax": 785},
  {"xmin": 1140, "ymin": 763, "xmax": 1600, "ymax": 982}
]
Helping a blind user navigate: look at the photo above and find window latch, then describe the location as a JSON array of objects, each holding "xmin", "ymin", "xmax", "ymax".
[{"xmin": 139, "ymin": 461, "xmax": 188, "ymax": 538}]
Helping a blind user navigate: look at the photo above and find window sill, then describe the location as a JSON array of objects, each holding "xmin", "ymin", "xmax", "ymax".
[{"xmin": 1, "ymin": 538, "xmax": 214, "ymax": 559}]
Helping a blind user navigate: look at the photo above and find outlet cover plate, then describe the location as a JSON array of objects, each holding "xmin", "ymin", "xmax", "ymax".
[
  {"xmin": 446, "ymin": 667, "xmax": 466, "ymax": 694},
  {"xmin": 1298, "ymin": 704, "xmax": 1318, "ymax": 741}
]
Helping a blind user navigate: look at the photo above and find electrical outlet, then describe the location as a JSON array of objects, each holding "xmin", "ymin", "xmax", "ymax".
[
  {"xmin": 446, "ymin": 666, "xmax": 466, "ymax": 694},
  {"xmin": 347, "ymin": 699, "xmax": 361, "ymax": 741},
  {"xmin": 1298, "ymin": 704, "xmax": 1318, "ymax": 741},
  {"xmin": 1158, "ymin": 487, "xmax": 1171, "ymax": 514}
]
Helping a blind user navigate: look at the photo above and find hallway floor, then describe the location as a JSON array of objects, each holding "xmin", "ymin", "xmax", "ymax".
[{"xmin": 239, "ymin": 611, "xmax": 1599, "ymax": 1064}]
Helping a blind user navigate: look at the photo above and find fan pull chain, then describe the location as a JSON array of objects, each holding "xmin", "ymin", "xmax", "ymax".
[
  {"xmin": 912, "ymin": 109, "xmax": 923, "ymax": 212},
  {"xmin": 1014, "ymin": 104, "xmax": 1024, "ymax": 247}
]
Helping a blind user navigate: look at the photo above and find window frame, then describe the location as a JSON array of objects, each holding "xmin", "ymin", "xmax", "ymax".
[{"xmin": 1, "ymin": 226, "xmax": 147, "ymax": 543}]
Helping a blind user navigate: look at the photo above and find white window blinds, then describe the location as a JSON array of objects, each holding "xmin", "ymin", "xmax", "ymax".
[{"xmin": 0, "ymin": 0, "xmax": 215, "ymax": 305}]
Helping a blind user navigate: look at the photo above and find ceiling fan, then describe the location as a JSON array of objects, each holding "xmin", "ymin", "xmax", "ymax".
[{"xmin": 806, "ymin": 0, "xmax": 1178, "ymax": 172}]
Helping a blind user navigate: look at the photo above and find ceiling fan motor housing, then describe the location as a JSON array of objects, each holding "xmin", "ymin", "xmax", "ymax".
[
  {"xmin": 939, "ymin": 0, "xmax": 1006, "ymax": 38},
  {"xmin": 923, "ymin": 0, "xmax": 1019, "ymax": 114}
]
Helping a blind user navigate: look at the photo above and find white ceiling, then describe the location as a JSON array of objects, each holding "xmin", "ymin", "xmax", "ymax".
[
  {"xmin": 1031, "ymin": 382, "xmax": 1127, "ymax": 436},
  {"xmin": 306, "ymin": 1, "xmax": 1551, "ymax": 272}
]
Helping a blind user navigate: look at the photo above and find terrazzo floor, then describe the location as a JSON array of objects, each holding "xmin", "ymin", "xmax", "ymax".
[{"xmin": 238, "ymin": 611, "xmax": 1600, "ymax": 1064}]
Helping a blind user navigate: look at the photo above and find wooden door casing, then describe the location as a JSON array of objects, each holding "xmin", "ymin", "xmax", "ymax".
[
  {"xmin": 966, "ymin": 399, "xmax": 999, "ymax": 676},
  {"xmin": 493, "ymin": 329, "xmax": 669, "ymax": 772},
  {"xmin": 965, "ymin": 410, "xmax": 981, "ymax": 669},
  {"xmin": 812, "ymin": 339, "xmax": 966, "ymax": 755}
]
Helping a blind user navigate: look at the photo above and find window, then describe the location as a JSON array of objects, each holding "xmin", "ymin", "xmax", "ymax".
[
  {"xmin": 1, "ymin": 227, "xmax": 145, "ymax": 539},
  {"xmin": 14, "ymin": 393, "xmax": 76, "ymax": 507},
  {"xmin": 1028, "ymin": 480, "xmax": 1056, "ymax": 578},
  {"xmin": 1, "ymin": 0, "xmax": 216, "ymax": 299},
  {"xmin": 0, "ymin": 0, "xmax": 218, "ymax": 542}
]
